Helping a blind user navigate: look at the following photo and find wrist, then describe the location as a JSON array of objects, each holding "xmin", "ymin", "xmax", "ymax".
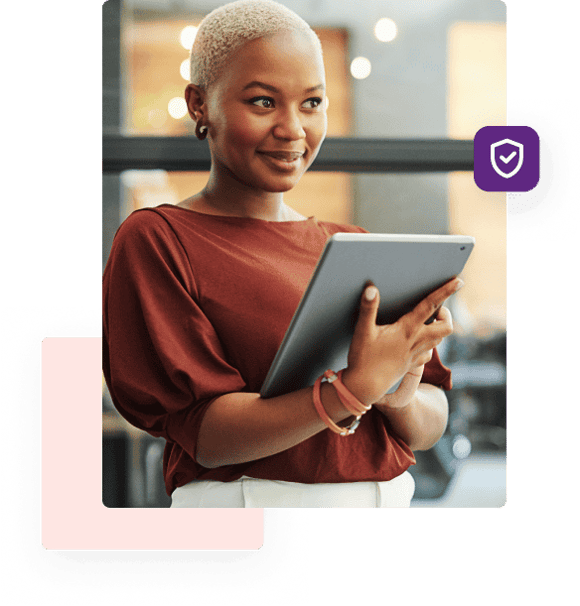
[
  {"xmin": 313, "ymin": 379, "xmax": 361, "ymax": 436},
  {"xmin": 341, "ymin": 367, "xmax": 400, "ymax": 406},
  {"xmin": 319, "ymin": 381, "xmax": 356, "ymax": 422},
  {"xmin": 340, "ymin": 367, "xmax": 376, "ymax": 406}
]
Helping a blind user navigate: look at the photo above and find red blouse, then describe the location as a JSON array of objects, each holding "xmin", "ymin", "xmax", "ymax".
[{"xmin": 103, "ymin": 205, "xmax": 452, "ymax": 496}]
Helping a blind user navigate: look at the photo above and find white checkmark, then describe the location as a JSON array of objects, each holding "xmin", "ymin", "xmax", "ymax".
[{"xmin": 500, "ymin": 151, "xmax": 517, "ymax": 163}]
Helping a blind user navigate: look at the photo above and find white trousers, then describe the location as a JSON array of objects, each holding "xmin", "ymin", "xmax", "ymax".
[{"xmin": 170, "ymin": 471, "xmax": 415, "ymax": 508}]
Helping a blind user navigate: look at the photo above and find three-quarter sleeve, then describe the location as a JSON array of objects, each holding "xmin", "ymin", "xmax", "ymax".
[{"xmin": 102, "ymin": 209, "xmax": 246, "ymax": 465}]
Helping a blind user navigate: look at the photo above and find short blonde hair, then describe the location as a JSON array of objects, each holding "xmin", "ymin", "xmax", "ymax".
[{"xmin": 189, "ymin": 0, "xmax": 322, "ymax": 89}]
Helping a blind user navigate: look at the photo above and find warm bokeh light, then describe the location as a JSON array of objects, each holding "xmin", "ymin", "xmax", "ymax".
[
  {"xmin": 350, "ymin": 56, "xmax": 371, "ymax": 79},
  {"xmin": 180, "ymin": 59, "xmax": 190, "ymax": 81},
  {"xmin": 168, "ymin": 97, "xmax": 188, "ymax": 119},
  {"xmin": 374, "ymin": 18, "xmax": 398, "ymax": 42},
  {"xmin": 180, "ymin": 25, "xmax": 198, "ymax": 50}
]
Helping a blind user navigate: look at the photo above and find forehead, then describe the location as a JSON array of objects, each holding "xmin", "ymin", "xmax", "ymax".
[{"xmin": 213, "ymin": 30, "xmax": 325, "ymax": 94}]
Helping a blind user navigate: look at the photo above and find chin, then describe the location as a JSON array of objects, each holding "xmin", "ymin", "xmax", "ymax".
[
  {"xmin": 262, "ymin": 181, "xmax": 299, "ymax": 193},
  {"xmin": 259, "ymin": 172, "xmax": 306, "ymax": 193}
]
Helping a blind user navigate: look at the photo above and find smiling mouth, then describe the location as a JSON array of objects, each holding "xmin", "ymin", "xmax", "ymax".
[
  {"xmin": 258, "ymin": 151, "xmax": 305, "ymax": 161},
  {"xmin": 257, "ymin": 151, "xmax": 305, "ymax": 172}
]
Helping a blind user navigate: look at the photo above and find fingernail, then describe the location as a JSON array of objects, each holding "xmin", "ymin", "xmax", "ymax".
[
  {"xmin": 454, "ymin": 279, "xmax": 464, "ymax": 292},
  {"xmin": 364, "ymin": 286, "xmax": 378, "ymax": 301}
]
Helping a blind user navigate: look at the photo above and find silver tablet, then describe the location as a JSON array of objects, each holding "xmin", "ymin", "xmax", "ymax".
[{"xmin": 260, "ymin": 233, "xmax": 475, "ymax": 399}]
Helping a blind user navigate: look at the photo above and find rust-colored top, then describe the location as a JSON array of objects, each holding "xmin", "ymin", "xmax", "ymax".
[{"xmin": 103, "ymin": 204, "xmax": 452, "ymax": 496}]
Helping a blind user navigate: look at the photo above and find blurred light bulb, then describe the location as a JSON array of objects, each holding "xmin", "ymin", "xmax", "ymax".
[
  {"xmin": 350, "ymin": 57, "xmax": 371, "ymax": 80},
  {"xmin": 168, "ymin": 97, "xmax": 187, "ymax": 119},
  {"xmin": 180, "ymin": 25, "xmax": 198, "ymax": 50},
  {"xmin": 452, "ymin": 435, "xmax": 472, "ymax": 459},
  {"xmin": 180, "ymin": 59, "xmax": 190, "ymax": 81},
  {"xmin": 375, "ymin": 18, "xmax": 398, "ymax": 42}
]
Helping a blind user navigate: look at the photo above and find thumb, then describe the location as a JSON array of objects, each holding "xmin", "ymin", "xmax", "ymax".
[{"xmin": 354, "ymin": 283, "xmax": 380, "ymax": 336}]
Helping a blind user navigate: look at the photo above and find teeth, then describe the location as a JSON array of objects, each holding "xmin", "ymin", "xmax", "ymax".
[{"xmin": 264, "ymin": 152, "xmax": 303, "ymax": 161}]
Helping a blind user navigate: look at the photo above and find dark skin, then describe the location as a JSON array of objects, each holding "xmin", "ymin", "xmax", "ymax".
[
  {"xmin": 181, "ymin": 30, "xmax": 326, "ymax": 222},
  {"xmin": 179, "ymin": 30, "xmax": 459, "ymax": 467}
]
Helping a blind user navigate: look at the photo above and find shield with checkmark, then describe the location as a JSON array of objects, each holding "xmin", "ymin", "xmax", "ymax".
[{"xmin": 490, "ymin": 138, "xmax": 524, "ymax": 179}]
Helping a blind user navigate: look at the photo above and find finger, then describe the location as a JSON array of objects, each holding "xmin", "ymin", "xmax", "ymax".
[
  {"xmin": 422, "ymin": 322, "xmax": 453, "ymax": 347},
  {"xmin": 394, "ymin": 368, "xmax": 423, "ymax": 397},
  {"xmin": 422, "ymin": 336, "xmax": 445, "ymax": 353},
  {"xmin": 426, "ymin": 306, "xmax": 452, "ymax": 332},
  {"xmin": 406, "ymin": 277, "xmax": 463, "ymax": 327},
  {"xmin": 424, "ymin": 306, "xmax": 441, "ymax": 325},
  {"xmin": 407, "ymin": 364, "xmax": 425, "ymax": 378},
  {"xmin": 353, "ymin": 282, "xmax": 380, "ymax": 337},
  {"xmin": 429, "ymin": 307, "xmax": 454, "ymax": 337},
  {"xmin": 434, "ymin": 306, "xmax": 453, "ymax": 332},
  {"xmin": 416, "ymin": 349, "xmax": 433, "ymax": 366}
]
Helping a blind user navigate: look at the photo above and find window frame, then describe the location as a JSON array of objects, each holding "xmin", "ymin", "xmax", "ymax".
[{"xmin": 103, "ymin": 135, "xmax": 473, "ymax": 173}]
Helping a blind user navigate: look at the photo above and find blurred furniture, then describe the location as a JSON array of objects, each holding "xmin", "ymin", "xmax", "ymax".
[
  {"xmin": 103, "ymin": 397, "xmax": 171, "ymax": 508},
  {"xmin": 409, "ymin": 331, "xmax": 506, "ymax": 500}
]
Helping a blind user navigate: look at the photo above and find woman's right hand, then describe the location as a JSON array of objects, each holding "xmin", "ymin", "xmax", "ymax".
[{"xmin": 341, "ymin": 277, "xmax": 463, "ymax": 405}]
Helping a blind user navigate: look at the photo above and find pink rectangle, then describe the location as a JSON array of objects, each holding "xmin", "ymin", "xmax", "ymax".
[{"xmin": 42, "ymin": 337, "xmax": 263, "ymax": 550}]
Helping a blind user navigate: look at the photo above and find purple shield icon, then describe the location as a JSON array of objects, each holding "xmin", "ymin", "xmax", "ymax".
[{"xmin": 474, "ymin": 126, "xmax": 539, "ymax": 192}]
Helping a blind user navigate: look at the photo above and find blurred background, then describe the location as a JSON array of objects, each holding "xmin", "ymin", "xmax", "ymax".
[{"xmin": 103, "ymin": 0, "xmax": 506, "ymax": 508}]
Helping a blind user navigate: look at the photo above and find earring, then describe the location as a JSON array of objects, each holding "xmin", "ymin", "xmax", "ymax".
[{"xmin": 195, "ymin": 121, "xmax": 208, "ymax": 140}]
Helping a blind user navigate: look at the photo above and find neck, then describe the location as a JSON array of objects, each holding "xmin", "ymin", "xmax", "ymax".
[{"xmin": 202, "ymin": 167, "xmax": 287, "ymax": 221}]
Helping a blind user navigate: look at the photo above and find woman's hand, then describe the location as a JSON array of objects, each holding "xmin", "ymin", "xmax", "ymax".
[
  {"xmin": 341, "ymin": 278, "xmax": 461, "ymax": 405},
  {"xmin": 374, "ymin": 364, "xmax": 425, "ymax": 411},
  {"xmin": 196, "ymin": 277, "xmax": 459, "ymax": 467}
]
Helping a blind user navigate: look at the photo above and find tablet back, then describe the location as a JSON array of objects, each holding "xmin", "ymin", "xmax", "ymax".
[{"xmin": 260, "ymin": 233, "xmax": 474, "ymax": 399}]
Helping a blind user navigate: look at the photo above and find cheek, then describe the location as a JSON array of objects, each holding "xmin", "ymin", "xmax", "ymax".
[
  {"xmin": 221, "ymin": 116, "xmax": 267, "ymax": 150},
  {"xmin": 320, "ymin": 112, "xmax": 328, "ymax": 138},
  {"xmin": 307, "ymin": 115, "xmax": 327, "ymax": 150}
]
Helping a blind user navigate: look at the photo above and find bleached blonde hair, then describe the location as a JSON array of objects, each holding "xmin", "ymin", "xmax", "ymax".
[{"xmin": 189, "ymin": 0, "xmax": 323, "ymax": 89}]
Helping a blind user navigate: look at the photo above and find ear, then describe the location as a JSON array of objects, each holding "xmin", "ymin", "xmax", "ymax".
[{"xmin": 185, "ymin": 84, "xmax": 206, "ymax": 123}]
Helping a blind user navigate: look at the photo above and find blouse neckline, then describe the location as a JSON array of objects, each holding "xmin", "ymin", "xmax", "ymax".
[{"xmin": 156, "ymin": 204, "xmax": 317, "ymax": 226}]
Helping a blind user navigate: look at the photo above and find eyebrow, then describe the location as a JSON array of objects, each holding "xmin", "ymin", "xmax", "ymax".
[{"xmin": 242, "ymin": 81, "xmax": 325, "ymax": 94}]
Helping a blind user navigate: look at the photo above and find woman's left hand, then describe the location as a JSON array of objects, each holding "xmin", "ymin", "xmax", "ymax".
[
  {"xmin": 373, "ymin": 362, "xmax": 449, "ymax": 451},
  {"xmin": 373, "ymin": 363, "xmax": 425, "ymax": 411}
]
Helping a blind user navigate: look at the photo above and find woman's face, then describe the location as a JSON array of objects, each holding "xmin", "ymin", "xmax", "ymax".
[{"xmin": 200, "ymin": 29, "xmax": 327, "ymax": 194}]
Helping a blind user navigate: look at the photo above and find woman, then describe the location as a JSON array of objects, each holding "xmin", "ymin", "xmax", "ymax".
[{"xmin": 103, "ymin": 0, "xmax": 462, "ymax": 508}]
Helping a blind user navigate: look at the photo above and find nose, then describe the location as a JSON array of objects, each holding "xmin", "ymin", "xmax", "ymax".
[{"xmin": 272, "ymin": 107, "xmax": 306, "ymax": 141}]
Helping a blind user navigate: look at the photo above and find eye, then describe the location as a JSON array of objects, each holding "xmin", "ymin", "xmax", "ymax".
[
  {"xmin": 302, "ymin": 97, "xmax": 323, "ymax": 109},
  {"xmin": 249, "ymin": 96, "xmax": 275, "ymax": 109}
]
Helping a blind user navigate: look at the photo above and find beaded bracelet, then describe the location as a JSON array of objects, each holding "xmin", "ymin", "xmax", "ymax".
[
  {"xmin": 325, "ymin": 369, "xmax": 372, "ymax": 416},
  {"xmin": 312, "ymin": 375, "xmax": 361, "ymax": 436}
]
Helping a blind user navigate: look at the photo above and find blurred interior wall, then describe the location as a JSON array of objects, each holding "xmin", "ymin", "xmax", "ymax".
[{"xmin": 103, "ymin": 0, "xmax": 122, "ymax": 271}]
